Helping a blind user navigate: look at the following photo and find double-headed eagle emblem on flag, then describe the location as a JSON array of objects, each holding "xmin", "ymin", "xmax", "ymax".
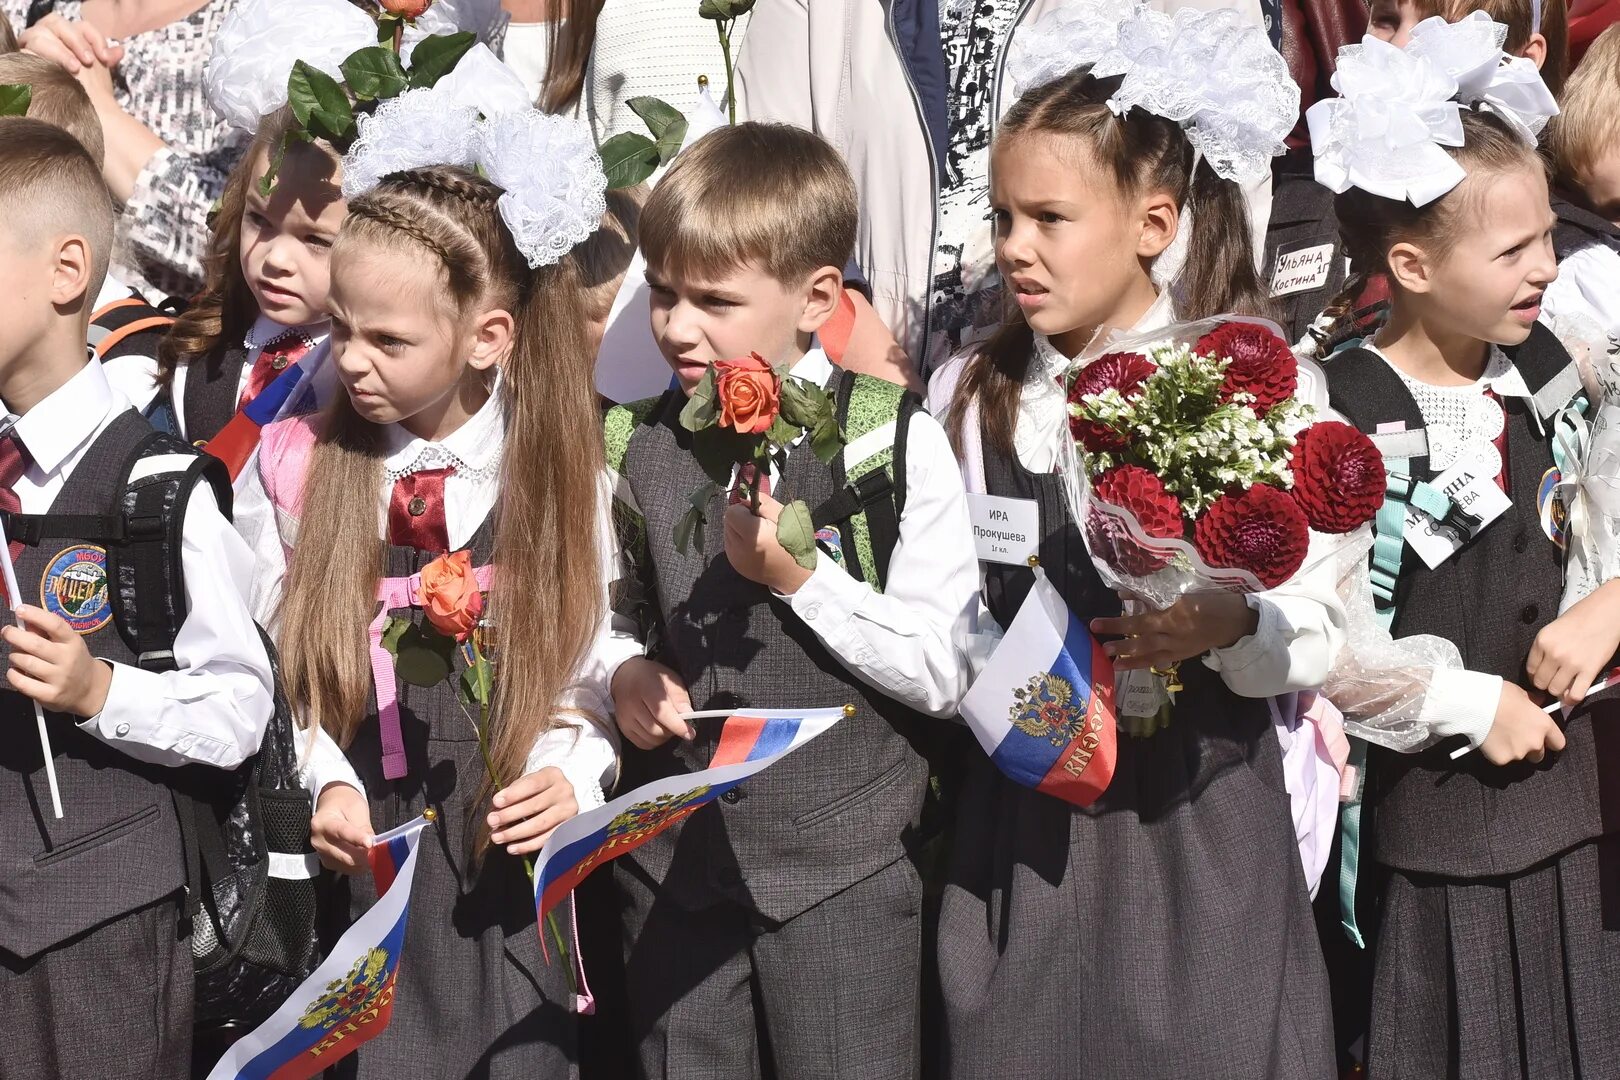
[
  {"xmin": 1009, "ymin": 672, "xmax": 1085, "ymax": 748},
  {"xmin": 297, "ymin": 946, "xmax": 391, "ymax": 1031},
  {"xmin": 605, "ymin": 785, "xmax": 714, "ymax": 846}
]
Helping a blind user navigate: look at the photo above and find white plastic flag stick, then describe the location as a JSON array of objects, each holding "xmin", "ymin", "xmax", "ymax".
[
  {"xmin": 0, "ymin": 518, "xmax": 61, "ymax": 817},
  {"xmin": 675, "ymin": 709, "xmax": 750, "ymax": 721}
]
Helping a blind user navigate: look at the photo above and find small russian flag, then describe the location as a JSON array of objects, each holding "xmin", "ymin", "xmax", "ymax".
[
  {"xmin": 202, "ymin": 359, "xmax": 315, "ymax": 484},
  {"xmin": 206, "ymin": 814, "xmax": 433, "ymax": 1080},
  {"xmin": 530, "ymin": 708, "xmax": 844, "ymax": 921},
  {"xmin": 959, "ymin": 570, "xmax": 1117, "ymax": 807}
]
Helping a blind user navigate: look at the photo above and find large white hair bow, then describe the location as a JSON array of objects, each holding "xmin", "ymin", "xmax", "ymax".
[
  {"xmin": 204, "ymin": 0, "xmax": 377, "ymax": 133},
  {"xmin": 1306, "ymin": 14, "xmax": 1558, "ymax": 206},
  {"xmin": 1004, "ymin": 0, "xmax": 1298, "ymax": 184},
  {"xmin": 341, "ymin": 45, "xmax": 606, "ymax": 269}
]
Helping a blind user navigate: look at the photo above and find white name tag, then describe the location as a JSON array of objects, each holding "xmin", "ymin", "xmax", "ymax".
[
  {"xmin": 967, "ymin": 493, "xmax": 1040, "ymax": 566},
  {"xmin": 1270, "ymin": 243, "xmax": 1335, "ymax": 298},
  {"xmin": 1404, "ymin": 457, "xmax": 1512, "ymax": 569}
]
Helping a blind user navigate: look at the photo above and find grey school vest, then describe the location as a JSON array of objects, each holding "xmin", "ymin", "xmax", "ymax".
[
  {"xmin": 0, "ymin": 410, "xmax": 187, "ymax": 960},
  {"xmin": 616, "ymin": 381, "xmax": 931, "ymax": 924},
  {"xmin": 180, "ymin": 346, "xmax": 249, "ymax": 444},
  {"xmin": 1326, "ymin": 326, "xmax": 1616, "ymax": 879}
]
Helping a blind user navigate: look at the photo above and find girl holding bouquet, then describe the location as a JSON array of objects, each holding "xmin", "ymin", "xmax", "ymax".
[
  {"xmin": 1309, "ymin": 18, "xmax": 1620, "ymax": 1076},
  {"xmin": 926, "ymin": 3, "xmax": 1343, "ymax": 1076},
  {"xmin": 241, "ymin": 90, "xmax": 633, "ymax": 1074}
]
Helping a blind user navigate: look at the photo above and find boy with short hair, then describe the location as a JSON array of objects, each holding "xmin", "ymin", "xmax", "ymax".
[
  {"xmin": 604, "ymin": 121, "xmax": 978, "ymax": 1079},
  {"xmin": 0, "ymin": 53, "xmax": 172, "ymax": 412},
  {"xmin": 0, "ymin": 117, "xmax": 274, "ymax": 1079}
]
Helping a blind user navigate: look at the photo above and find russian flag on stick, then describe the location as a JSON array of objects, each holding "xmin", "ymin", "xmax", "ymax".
[
  {"xmin": 206, "ymin": 813, "xmax": 434, "ymax": 1080},
  {"xmin": 201, "ymin": 359, "xmax": 314, "ymax": 484},
  {"xmin": 531, "ymin": 708, "xmax": 845, "ymax": 921},
  {"xmin": 960, "ymin": 568, "xmax": 1117, "ymax": 807}
]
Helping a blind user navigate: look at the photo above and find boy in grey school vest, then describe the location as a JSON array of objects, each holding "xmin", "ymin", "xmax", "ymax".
[
  {"xmin": 603, "ymin": 123, "xmax": 980, "ymax": 1079},
  {"xmin": 0, "ymin": 120, "xmax": 275, "ymax": 1079}
]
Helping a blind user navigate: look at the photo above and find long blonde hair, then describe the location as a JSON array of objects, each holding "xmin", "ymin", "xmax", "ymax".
[{"xmin": 279, "ymin": 165, "xmax": 605, "ymax": 858}]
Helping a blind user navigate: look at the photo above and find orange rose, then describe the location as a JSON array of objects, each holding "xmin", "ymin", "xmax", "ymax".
[
  {"xmin": 714, "ymin": 352, "xmax": 781, "ymax": 435},
  {"xmin": 380, "ymin": 0, "xmax": 433, "ymax": 16},
  {"xmin": 417, "ymin": 550, "xmax": 484, "ymax": 642}
]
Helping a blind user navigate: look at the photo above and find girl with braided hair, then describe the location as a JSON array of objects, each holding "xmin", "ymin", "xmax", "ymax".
[{"xmin": 240, "ymin": 90, "xmax": 634, "ymax": 1072}]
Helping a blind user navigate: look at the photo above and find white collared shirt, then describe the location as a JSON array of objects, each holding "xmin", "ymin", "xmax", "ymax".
[
  {"xmin": 2, "ymin": 360, "xmax": 275, "ymax": 770},
  {"xmin": 620, "ymin": 348, "xmax": 981, "ymax": 718},
  {"xmin": 91, "ymin": 275, "xmax": 165, "ymax": 414},
  {"xmin": 244, "ymin": 386, "xmax": 630, "ymax": 809}
]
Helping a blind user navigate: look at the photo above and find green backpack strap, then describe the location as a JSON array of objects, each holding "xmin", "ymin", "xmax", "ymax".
[{"xmin": 810, "ymin": 373, "xmax": 918, "ymax": 593}]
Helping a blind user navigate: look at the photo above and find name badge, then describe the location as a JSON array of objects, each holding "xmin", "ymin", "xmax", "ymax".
[
  {"xmin": 967, "ymin": 493, "xmax": 1040, "ymax": 566},
  {"xmin": 1403, "ymin": 457, "xmax": 1512, "ymax": 569},
  {"xmin": 1269, "ymin": 242, "xmax": 1335, "ymax": 298}
]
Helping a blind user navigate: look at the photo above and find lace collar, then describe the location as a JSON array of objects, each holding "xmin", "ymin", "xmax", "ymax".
[
  {"xmin": 243, "ymin": 314, "xmax": 326, "ymax": 352},
  {"xmin": 382, "ymin": 382, "xmax": 506, "ymax": 483}
]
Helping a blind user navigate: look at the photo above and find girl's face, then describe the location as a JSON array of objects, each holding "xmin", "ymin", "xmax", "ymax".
[
  {"xmin": 1395, "ymin": 164, "xmax": 1558, "ymax": 346},
  {"xmin": 990, "ymin": 132, "xmax": 1173, "ymax": 357},
  {"xmin": 238, "ymin": 141, "xmax": 347, "ymax": 329},
  {"xmin": 326, "ymin": 243, "xmax": 506, "ymax": 441}
]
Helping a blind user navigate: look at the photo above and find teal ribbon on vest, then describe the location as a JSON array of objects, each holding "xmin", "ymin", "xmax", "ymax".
[{"xmin": 1338, "ymin": 737, "xmax": 1369, "ymax": 948}]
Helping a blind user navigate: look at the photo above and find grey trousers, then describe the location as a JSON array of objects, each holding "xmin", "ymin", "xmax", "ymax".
[
  {"xmin": 617, "ymin": 856, "xmax": 923, "ymax": 1080},
  {"xmin": 0, "ymin": 894, "xmax": 191, "ymax": 1080}
]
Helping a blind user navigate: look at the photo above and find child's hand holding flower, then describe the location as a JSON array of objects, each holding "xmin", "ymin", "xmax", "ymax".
[
  {"xmin": 725, "ymin": 492, "xmax": 814, "ymax": 595},
  {"xmin": 488, "ymin": 766, "xmax": 578, "ymax": 855}
]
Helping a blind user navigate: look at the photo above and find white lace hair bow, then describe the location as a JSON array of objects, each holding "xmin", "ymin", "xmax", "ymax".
[
  {"xmin": 1004, "ymin": 0, "xmax": 1298, "ymax": 184},
  {"xmin": 204, "ymin": 0, "xmax": 377, "ymax": 133},
  {"xmin": 1306, "ymin": 13, "xmax": 1559, "ymax": 206},
  {"xmin": 341, "ymin": 45, "xmax": 606, "ymax": 269}
]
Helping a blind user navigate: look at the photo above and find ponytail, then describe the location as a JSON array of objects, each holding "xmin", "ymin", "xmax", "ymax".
[{"xmin": 1180, "ymin": 159, "xmax": 1272, "ymax": 321}]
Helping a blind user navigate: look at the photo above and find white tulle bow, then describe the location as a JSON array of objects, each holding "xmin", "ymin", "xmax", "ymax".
[
  {"xmin": 203, "ymin": 0, "xmax": 377, "ymax": 132},
  {"xmin": 1004, "ymin": 0, "xmax": 1297, "ymax": 184},
  {"xmin": 341, "ymin": 46, "xmax": 606, "ymax": 269},
  {"xmin": 1307, "ymin": 15, "xmax": 1558, "ymax": 206}
]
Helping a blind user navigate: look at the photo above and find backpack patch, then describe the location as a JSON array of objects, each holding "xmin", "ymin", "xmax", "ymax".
[{"xmin": 41, "ymin": 545, "xmax": 113, "ymax": 634}]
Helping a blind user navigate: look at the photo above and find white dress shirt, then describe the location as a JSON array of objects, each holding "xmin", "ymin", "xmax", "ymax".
[
  {"xmin": 245, "ymin": 386, "xmax": 631, "ymax": 809},
  {"xmin": 92, "ymin": 275, "xmax": 164, "ymax": 415},
  {"xmin": 608, "ymin": 348, "xmax": 980, "ymax": 719},
  {"xmin": 927, "ymin": 294, "xmax": 1348, "ymax": 699},
  {"xmin": 3, "ymin": 360, "xmax": 275, "ymax": 769}
]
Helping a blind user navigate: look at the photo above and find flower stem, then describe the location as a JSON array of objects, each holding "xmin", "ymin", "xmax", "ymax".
[{"xmin": 717, "ymin": 21, "xmax": 735, "ymax": 125}]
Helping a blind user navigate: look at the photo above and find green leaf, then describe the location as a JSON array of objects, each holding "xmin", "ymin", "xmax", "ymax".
[
  {"xmin": 380, "ymin": 614, "xmax": 411, "ymax": 656},
  {"xmin": 598, "ymin": 131, "xmax": 661, "ymax": 190},
  {"xmin": 626, "ymin": 96, "xmax": 688, "ymax": 163},
  {"xmin": 698, "ymin": 0, "xmax": 755, "ymax": 18},
  {"xmin": 809, "ymin": 415, "xmax": 845, "ymax": 463},
  {"xmin": 341, "ymin": 46, "xmax": 408, "ymax": 100},
  {"xmin": 397, "ymin": 643, "xmax": 451, "ymax": 687},
  {"xmin": 774, "ymin": 498, "xmax": 818, "ymax": 570},
  {"xmin": 458, "ymin": 656, "xmax": 494, "ymax": 706},
  {"xmin": 673, "ymin": 481, "xmax": 721, "ymax": 553},
  {"xmin": 377, "ymin": 11, "xmax": 403, "ymax": 44},
  {"xmin": 690, "ymin": 426, "xmax": 756, "ymax": 486},
  {"xmin": 765, "ymin": 417, "xmax": 799, "ymax": 446},
  {"xmin": 407, "ymin": 30, "xmax": 476, "ymax": 89},
  {"xmin": 287, "ymin": 60, "xmax": 355, "ymax": 144},
  {"xmin": 0, "ymin": 84, "xmax": 30, "ymax": 117},
  {"xmin": 678, "ymin": 367, "xmax": 721, "ymax": 432},
  {"xmin": 777, "ymin": 375, "xmax": 827, "ymax": 429}
]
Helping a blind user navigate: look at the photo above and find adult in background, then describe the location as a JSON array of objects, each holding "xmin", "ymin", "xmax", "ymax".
[{"xmin": 5, "ymin": 0, "xmax": 247, "ymax": 300}]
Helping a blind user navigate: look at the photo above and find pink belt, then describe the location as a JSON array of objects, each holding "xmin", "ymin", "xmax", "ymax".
[{"xmin": 367, "ymin": 563, "xmax": 494, "ymax": 780}]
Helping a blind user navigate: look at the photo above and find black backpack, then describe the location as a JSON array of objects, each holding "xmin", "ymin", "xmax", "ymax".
[{"xmin": 4, "ymin": 425, "xmax": 322, "ymax": 1033}]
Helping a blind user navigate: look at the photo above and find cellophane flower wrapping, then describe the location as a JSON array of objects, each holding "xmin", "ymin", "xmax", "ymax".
[{"xmin": 1060, "ymin": 315, "xmax": 1377, "ymax": 608}]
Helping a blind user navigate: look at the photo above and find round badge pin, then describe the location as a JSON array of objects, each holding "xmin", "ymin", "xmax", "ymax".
[{"xmin": 40, "ymin": 545, "xmax": 113, "ymax": 634}]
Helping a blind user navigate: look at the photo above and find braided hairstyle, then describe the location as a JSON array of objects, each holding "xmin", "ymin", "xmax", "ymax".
[
  {"xmin": 1314, "ymin": 109, "xmax": 1543, "ymax": 344},
  {"xmin": 280, "ymin": 164, "xmax": 606, "ymax": 861}
]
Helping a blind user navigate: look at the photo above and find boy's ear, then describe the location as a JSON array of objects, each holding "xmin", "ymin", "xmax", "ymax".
[
  {"xmin": 795, "ymin": 264, "xmax": 846, "ymax": 337},
  {"xmin": 49, "ymin": 234, "xmax": 95, "ymax": 311},
  {"xmin": 1136, "ymin": 191, "xmax": 1179, "ymax": 260},
  {"xmin": 1386, "ymin": 240, "xmax": 1433, "ymax": 294},
  {"xmin": 467, "ymin": 307, "xmax": 516, "ymax": 371}
]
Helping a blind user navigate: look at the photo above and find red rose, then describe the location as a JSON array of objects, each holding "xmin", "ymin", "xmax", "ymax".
[
  {"xmin": 1289, "ymin": 421, "xmax": 1387, "ymax": 534},
  {"xmin": 713, "ymin": 352, "xmax": 781, "ymax": 435},
  {"xmin": 1087, "ymin": 465, "xmax": 1185, "ymax": 575},
  {"xmin": 1067, "ymin": 351, "xmax": 1156, "ymax": 453},
  {"xmin": 1192, "ymin": 485, "xmax": 1310, "ymax": 588},
  {"xmin": 1195, "ymin": 322, "xmax": 1298, "ymax": 414}
]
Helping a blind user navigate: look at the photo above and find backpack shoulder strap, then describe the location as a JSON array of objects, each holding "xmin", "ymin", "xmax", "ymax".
[
  {"xmin": 104, "ymin": 430, "xmax": 231, "ymax": 672},
  {"xmin": 88, "ymin": 290, "xmax": 175, "ymax": 363},
  {"xmin": 810, "ymin": 371, "xmax": 918, "ymax": 593}
]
